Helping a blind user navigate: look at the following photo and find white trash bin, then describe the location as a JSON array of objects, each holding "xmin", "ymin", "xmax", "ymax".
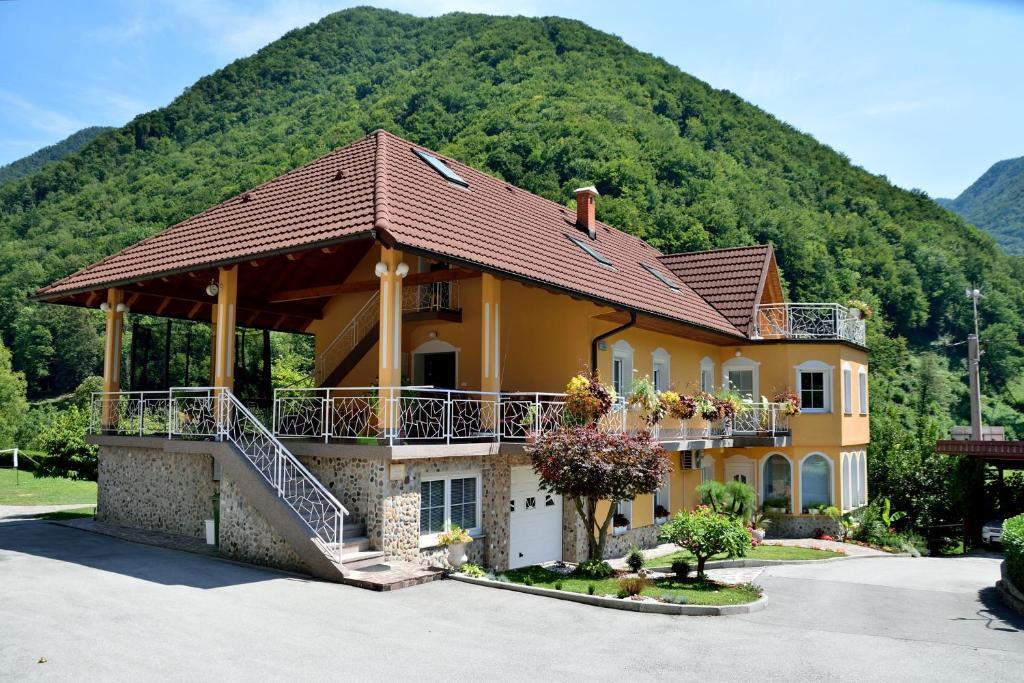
[{"xmin": 205, "ymin": 519, "xmax": 216, "ymax": 545}]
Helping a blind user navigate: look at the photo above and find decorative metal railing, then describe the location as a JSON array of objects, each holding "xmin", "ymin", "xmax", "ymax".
[
  {"xmin": 402, "ymin": 280, "xmax": 460, "ymax": 314},
  {"xmin": 91, "ymin": 387, "xmax": 348, "ymax": 564},
  {"xmin": 270, "ymin": 388, "xmax": 789, "ymax": 445},
  {"xmin": 729, "ymin": 402, "xmax": 791, "ymax": 435},
  {"xmin": 752, "ymin": 303, "xmax": 865, "ymax": 345},
  {"xmin": 315, "ymin": 291, "xmax": 380, "ymax": 386}
]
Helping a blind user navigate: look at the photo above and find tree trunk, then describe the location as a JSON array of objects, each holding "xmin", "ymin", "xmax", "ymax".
[{"xmin": 697, "ymin": 555, "xmax": 707, "ymax": 578}]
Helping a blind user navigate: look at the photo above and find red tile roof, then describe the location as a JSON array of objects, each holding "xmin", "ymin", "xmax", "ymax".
[
  {"xmin": 658, "ymin": 245, "xmax": 774, "ymax": 334},
  {"xmin": 36, "ymin": 130, "xmax": 745, "ymax": 339}
]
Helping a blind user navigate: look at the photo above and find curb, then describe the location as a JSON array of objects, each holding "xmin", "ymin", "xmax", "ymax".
[
  {"xmin": 646, "ymin": 553, "xmax": 903, "ymax": 572},
  {"xmin": 998, "ymin": 561, "xmax": 1024, "ymax": 615},
  {"xmin": 450, "ymin": 574, "xmax": 767, "ymax": 616}
]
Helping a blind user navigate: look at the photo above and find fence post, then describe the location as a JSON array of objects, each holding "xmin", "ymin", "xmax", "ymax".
[{"xmin": 322, "ymin": 391, "xmax": 330, "ymax": 444}]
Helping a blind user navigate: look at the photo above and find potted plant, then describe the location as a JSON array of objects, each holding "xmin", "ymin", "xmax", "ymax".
[
  {"xmin": 750, "ymin": 512, "xmax": 770, "ymax": 542},
  {"xmin": 654, "ymin": 505, "xmax": 670, "ymax": 525},
  {"xmin": 805, "ymin": 502, "xmax": 825, "ymax": 516},
  {"xmin": 519, "ymin": 404, "xmax": 539, "ymax": 441},
  {"xmin": 565, "ymin": 371, "xmax": 616, "ymax": 425},
  {"xmin": 661, "ymin": 391, "xmax": 696, "ymax": 420},
  {"xmin": 612, "ymin": 513, "xmax": 630, "ymax": 536},
  {"xmin": 628, "ymin": 375, "xmax": 663, "ymax": 426},
  {"xmin": 846, "ymin": 299, "xmax": 873, "ymax": 321},
  {"xmin": 763, "ymin": 496, "xmax": 789, "ymax": 514},
  {"xmin": 694, "ymin": 392, "xmax": 721, "ymax": 421},
  {"xmin": 437, "ymin": 525, "xmax": 473, "ymax": 570},
  {"xmin": 772, "ymin": 390, "xmax": 801, "ymax": 416}
]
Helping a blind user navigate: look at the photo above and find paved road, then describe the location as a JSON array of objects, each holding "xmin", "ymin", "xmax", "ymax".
[{"xmin": 1, "ymin": 521, "xmax": 1021, "ymax": 681}]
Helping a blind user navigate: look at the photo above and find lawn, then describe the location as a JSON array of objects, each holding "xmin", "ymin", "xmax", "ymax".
[
  {"xmin": 644, "ymin": 544, "xmax": 843, "ymax": 568},
  {"xmin": 0, "ymin": 469, "xmax": 97, "ymax": 506},
  {"xmin": 499, "ymin": 565, "xmax": 762, "ymax": 605}
]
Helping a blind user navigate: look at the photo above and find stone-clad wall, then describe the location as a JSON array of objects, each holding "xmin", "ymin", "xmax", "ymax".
[
  {"xmin": 97, "ymin": 445, "xmax": 215, "ymax": 538},
  {"xmin": 218, "ymin": 474, "xmax": 309, "ymax": 574},
  {"xmin": 298, "ymin": 456, "xmax": 386, "ymax": 547},
  {"xmin": 563, "ymin": 514, "xmax": 662, "ymax": 563},
  {"xmin": 766, "ymin": 514, "xmax": 843, "ymax": 539}
]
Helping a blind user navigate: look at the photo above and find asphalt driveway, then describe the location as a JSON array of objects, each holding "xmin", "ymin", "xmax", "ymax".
[{"xmin": 1, "ymin": 521, "xmax": 1022, "ymax": 681}]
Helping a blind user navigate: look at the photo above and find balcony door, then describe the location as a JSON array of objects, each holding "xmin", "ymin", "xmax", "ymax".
[{"xmin": 412, "ymin": 339, "xmax": 459, "ymax": 389}]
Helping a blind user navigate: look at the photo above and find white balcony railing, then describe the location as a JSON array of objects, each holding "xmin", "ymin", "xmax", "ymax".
[
  {"xmin": 752, "ymin": 303, "xmax": 865, "ymax": 345},
  {"xmin": 269, "ymin": 389, "xmax": 788, "ymax": 446}
]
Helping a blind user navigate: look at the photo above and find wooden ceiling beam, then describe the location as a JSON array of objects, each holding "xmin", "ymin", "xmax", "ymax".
[
  {"xmin": 155, "ymin": 297, "xmax": 172, "ymax": 315},
  {"xmin": 270, "ymin": 268, "xmax": 480, "ymax": 304},
  {"xmin": 120, "ymin": 288, "xmax": 319, "ymax": 323},
  {"xmin": 187, "ymin": 302, "xmax": 205, "ymax": 319}
]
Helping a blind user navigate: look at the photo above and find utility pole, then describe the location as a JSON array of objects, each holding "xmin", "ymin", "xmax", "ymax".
[{"xmin": 966, "ymin": 286, "xmax": 983, "ymax": 440}]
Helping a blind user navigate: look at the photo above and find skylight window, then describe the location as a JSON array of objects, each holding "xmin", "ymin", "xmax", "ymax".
[
  {"xmin": 568, "ymin": 235, "xmax": 615, "ymax": 268},
  {"xmin": 641, "ymin": 263, "xmax": 680, "ymax": 290},
  {"xmin": 414, "ymin": 149, "xmax": 468, "ymax": 187}
]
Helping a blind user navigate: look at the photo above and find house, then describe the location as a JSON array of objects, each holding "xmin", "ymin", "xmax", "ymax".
[{"xmin": 34, "ymin": 130, "xmax": 869, "ymax": 580}]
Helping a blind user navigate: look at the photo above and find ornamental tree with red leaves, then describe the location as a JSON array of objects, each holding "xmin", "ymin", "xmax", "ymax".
[{"xmin": 526, "ymin": 426, "xmax": 671, "ymax": 561}]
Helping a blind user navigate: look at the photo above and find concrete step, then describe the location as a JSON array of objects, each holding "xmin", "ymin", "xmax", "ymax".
[{"xmin": 340, "ymin": 550, "xmax": 386, "ymax": 570}]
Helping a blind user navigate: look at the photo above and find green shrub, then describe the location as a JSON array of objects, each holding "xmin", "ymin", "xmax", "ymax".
[
  {"xmin": 626, "ymin": 546, "xmax": 645, "ymax": 573},
  {"xmin": 660, "ymin": 594, "xmax": 689, "ymax": 605},
  {"xmin": 697, "ymin": 480, "xmax": 757, "ymax": 521},
  {"xmin": 459, "ymin": 563, "xmax": 485, "ymax": 578},
  {"xmin": 554, "ymin": 580, "xmax": 563, "ymax": 591},
  {"xmin": 574, "ymin": 559, "xmax": 614, "ymax": 578},
  {"xmin": 587, "ymin": 584, "xmax": 596, "ymax": 595},
  {"xmin": 1005, "ymin": 514, "xmax": 1024, "ymax": 589},
  {"xmin": 671, "ymin": 559, "xmax": 691, "ymax": 581},
  {"xmin": 659, "ymin": 506, "xmax": 752, "ymax": 577},
  {"xmin": 36, "ymin": 405, "xmax": 97, "ymax": 481}
]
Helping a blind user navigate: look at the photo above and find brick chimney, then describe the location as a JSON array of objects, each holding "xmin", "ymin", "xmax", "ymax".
[{"xmin": 574, "ymin": 185, "xmax": 599, "ymax": 239}]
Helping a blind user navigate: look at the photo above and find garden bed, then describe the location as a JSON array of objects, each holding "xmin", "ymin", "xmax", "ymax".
[
  {"xmin": 451, "ymin": 564, "xmax": 765, "ymax": 616},
  {"xmin": 644, "ymin": 544, "xmax": 844, "ymax": 569}
]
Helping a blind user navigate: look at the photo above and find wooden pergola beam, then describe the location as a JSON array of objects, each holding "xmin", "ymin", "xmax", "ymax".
[
  {"xmin": 120, "ymin": 288, "xmax": 318, "ymax": 323},
  {"xmin": 271, "ymin": 267, "xmax": 480, "ymax": 303}
]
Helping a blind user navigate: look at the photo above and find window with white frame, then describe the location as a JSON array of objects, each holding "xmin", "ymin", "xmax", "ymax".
[
  {"xmin": 796, "ymin": 361, "xmax": 833, "ymax": 413},
  {"xmin": 611, "ymin": 340, "xmax": 634, "ymax": 397},
  {"xmin": 842, "ymin": 453, "xmax": 852, "ymax": 510},
  {"xmin": 859, "ymin": 451, "xmax": 868, "ymax": 506},
  {"xmin": 858, "ymin": 368, "xmax": 868, "ymax": 415},
  {"xmin": 722, "ymin": 356, "xmax": 759, "ymax": 400},
  {"xmin": 800, "ymin": 454, "xmax": 831, "ymax": 510},
  {"xmin": 762, "ymin": 454, "xmax": 792, "ymax": 511},
  {"xmin": 842, "ymin": 364, "xmax": 853, "ymax": 415},
  {"xmin": 653, "ymin": 480, "xmax": 670, "ymax": 521},
  {"xmin": 613, "ymin": 498, "xmax": 632, "ymax": 529},
  {"xmin": 701, "ymin": 454, "xmax": 716, "ymax": 483},
  {"xmin": 700, "ymin": 357, "xmax": 715, "ymax": 393},
  {"xmin": 652, "ymin": 348, "xmax": 671, "ymax": 392},
  {"xmin": 419, "ymin": 473, "xmax": 481, "ymax": 545}
]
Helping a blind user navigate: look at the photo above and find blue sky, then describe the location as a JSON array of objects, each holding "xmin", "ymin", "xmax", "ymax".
[{"xmin": 0, "ymin": 0, "xmax": 1021, "ymax": 198}]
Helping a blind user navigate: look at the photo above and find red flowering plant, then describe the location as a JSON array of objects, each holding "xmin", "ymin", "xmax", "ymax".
[
  {"xmin": 527, "ymin": 426, "xmax": 670, "ymax": 561},
  {"xmin": 772, "ymin": 389, "xmax": 801, "ymax": 417},
  {"xmin": 564, "ymin": 371, "xmax": 616, "ymax": 426}
]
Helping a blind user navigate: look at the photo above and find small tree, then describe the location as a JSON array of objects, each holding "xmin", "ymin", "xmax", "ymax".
[
  {"xmin": 697, "ymin": 479, "xmax": 756, "ymax": 521},
  {"xmin": 658, "ymin": 506, "xmax": 752, "ymax": 578},
  {"xmin": 527, "ymin": 426, "xmax": 670, "ymax": 560}
]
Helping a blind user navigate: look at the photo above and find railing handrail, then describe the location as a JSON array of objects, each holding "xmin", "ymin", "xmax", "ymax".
[{"xmin": 753, "ymin": 302, "xmax": 865, "ymax": 344}]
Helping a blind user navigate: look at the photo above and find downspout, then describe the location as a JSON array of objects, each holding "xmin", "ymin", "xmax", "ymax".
[{"xmin": 591, "ymin": 311, "xmax": 637, "ymax": 374}]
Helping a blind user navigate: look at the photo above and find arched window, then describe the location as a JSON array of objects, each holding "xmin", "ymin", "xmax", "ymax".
[
  {"xmin": 700, "ymin": 356, "xmax": 716, "ymax": 393},
  {"xmin": 859, "ymin": 452, "xmax": 868, "ymax": 506},
  {"xmin": 842, "ymin": 454, "xmax": 852, "ymax": 510},
  {"xmin": 800, "ymin": 454, "xmax": 831, "ymax": 511},
  {"xmin": 611, "ymin": 340, "xmax": 634, "ymax": 396},
  {"xmin": 762, "ymin": 454, "xmax": 792, "ymax": 512}
]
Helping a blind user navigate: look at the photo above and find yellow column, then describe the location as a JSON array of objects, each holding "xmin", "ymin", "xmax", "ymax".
[
  {"xmin": 101, "ymin": 288, "xmax": 125, "ymax": 429},
  {"xmin": 376, "ymin": 248, "xmax": 407, "ymax": 433},
  {"xmin": 213, "ymin": 266, "xmax": 238, "ymax": 390},
  {"xmin": 481, "ymin": 273, "xmax": 502, "ymax": 393}
]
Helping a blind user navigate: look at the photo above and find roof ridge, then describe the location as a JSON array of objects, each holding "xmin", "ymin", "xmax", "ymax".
[
  {"xmin": 372, "ymin": 129, "xmax": 393, "ymax": 234},
  {"xmin": 659, "ymin": 244, "xmax": 770, "ymax": 259}
]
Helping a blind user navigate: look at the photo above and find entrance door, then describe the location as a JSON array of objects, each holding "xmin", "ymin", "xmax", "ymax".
[
  {"xmin": 421, "ymin": 351, "xmax": 456, "ymax": 389},
  {"xmin": 509, "ymin": 466, "xmax": 563, "ymax": 569},
  {"xmin": 725, "ymin": 459, "xmax": 755, "ymax": 487}
]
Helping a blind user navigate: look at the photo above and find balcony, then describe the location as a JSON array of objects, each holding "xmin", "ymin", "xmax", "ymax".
[{"xmin": 752, "ymin": 303, "xmax": 865, "ymax": 345}]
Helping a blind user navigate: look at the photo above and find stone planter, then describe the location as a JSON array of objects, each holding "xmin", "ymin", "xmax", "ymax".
[{"xmin": 446, "ymin": 542, "xmax": 469, "ymax": 570}]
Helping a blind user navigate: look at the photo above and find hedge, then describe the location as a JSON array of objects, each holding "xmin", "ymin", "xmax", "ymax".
[{"xmin": 1005, "ymin": 513, "xmax": 1024, "ymax": 590}]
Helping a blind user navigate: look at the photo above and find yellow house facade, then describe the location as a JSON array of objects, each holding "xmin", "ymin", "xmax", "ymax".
[{"xmin": 37, "ymin": 130, "xmax": 869, "ymax": 579}]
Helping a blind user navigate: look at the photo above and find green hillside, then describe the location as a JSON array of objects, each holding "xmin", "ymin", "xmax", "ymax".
[
  {"xmin": 940, "ymin": 156, "xmax": 1024, "ymax": 255},
  {"xmin": 0, "ymin": 6, "xmax": 1022, "ymax": 444},
  {"xmin": 0, "ymin": 126, "xmax": 113, "ymax": 187}
]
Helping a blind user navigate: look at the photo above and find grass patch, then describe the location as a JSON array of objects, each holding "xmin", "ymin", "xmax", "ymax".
[
  {"xmin": 500, "ymin": 566, "xmax": 761, "ymax": 606},
  {"xmin": 38, "ymin": 506, "xmax": 96, "ymax": 521},
  {"xmin": 0, "ymin": 469, "xmax": 97, "ymax": 506},
  {"xmin": 644, "ymin": 544, "xmax": 843, "ymax": 568}
]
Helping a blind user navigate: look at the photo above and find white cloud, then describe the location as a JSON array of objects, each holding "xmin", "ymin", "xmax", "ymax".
[{"xmin": 0, "ymin": 90, "xmax": 83, "ymax": 138}]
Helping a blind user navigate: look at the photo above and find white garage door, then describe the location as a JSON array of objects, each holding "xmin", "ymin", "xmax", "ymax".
[{"xmin": 509, "ymin": 466, "xmax": 563, "ymax": 569}]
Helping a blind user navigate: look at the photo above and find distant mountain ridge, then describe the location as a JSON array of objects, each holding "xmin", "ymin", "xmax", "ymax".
[
  {"xmin": 940, "ymin": 156, "xmax": 1024, "ymax": 255},
  {"xmin": 0, "ymin": 127, "xmax": 113, "ymax": 186}
]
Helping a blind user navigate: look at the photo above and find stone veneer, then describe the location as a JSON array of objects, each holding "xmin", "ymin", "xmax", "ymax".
[
  {"xmin": 97, "ymin": 445, "xmax": 215, "ymax": 538},
  {"xmin": 564, "ymin": 514, "xmax": 663, "ymax": 563},
  {"xmin": 765, "ymin": 514, "xmax": 844, "ymax": 539},
  {"xmin": 297, "ymin": 455, "xmax": 386, "ymax": 546},
  {"xmin": 218, "ymin": 473, "xmax": 309, "ymax": 574}
]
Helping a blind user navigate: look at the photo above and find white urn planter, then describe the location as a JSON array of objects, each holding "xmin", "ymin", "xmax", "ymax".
[
  {"xmin": 655, "ymin": 516, "xmax": 669, "ymax": 526},
  {"xmin": 752, "ymin": 528, "xmax": 766, "ymax": 543},
  {"xmin": 848, "ymin": 306, "xmax": 862, "ymax": 320},
  {"xmin": 612, "ymin": 525, "xmax": 629, "ymax": 536},
  {"xmin": 447, "ymin": 542, "xmax": 469, "ymax": 570}
]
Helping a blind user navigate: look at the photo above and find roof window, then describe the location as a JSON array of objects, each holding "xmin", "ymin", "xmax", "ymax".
[
  {"xmin": 641, "ymin": 263, "xmax": 680, "ymax": 290},
  {"xmin": 568, "ymin": 235, "xmax": 614, "ymax": 269},
  {"xmin": 414, "ymin": 149, "xmax": 468, "ymax": 187}
]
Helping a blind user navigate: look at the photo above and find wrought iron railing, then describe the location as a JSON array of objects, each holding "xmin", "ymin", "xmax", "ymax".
[
  {"xmin": 729, "ymin": 402, "xmax": 791, "ymax": 435},
  {"xmin": 752, "ymin": 303, "xmax": 865, "ymax": 345},
  {"xmin": 402, "ymin": 280, "xmax": 460, "ymax": 314},
  {"xmin": 315, "ymin": 292, "xmax": 380, "ymax": 386},
  {"xmin": 91, "ymin": 387, "xmax": 348, "ymax": 564}
]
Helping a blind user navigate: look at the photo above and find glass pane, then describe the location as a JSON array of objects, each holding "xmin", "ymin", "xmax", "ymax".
[
  {"xmin": 801, "ymin": 455, "xmax": 830, "ymax": 509},
  {"xmin": 450, "ymin": 477, "xmax": 476, "ymax": 530},
  {"xmin": 801, "ymin": 372, "xmax": 824, "ymax": 409},
  {"xmin": 762, "ymin": 455, "xmax": 792, "ymax": 504},
  {"xmin": 727, "ymin": 370, "xmax": 754, "ymax": 400},
  {"xmin": 420, "ymin": 480, "xmax": 445, "ymax": 534}
]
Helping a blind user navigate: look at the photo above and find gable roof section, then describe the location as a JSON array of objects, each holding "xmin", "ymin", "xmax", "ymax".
[
  {"xmin": 36, "ymin": 130, "xmax": 743, "ymax": 339},
  {"xmin": 658, "ymin": 245, "xmax": 777, "ymax": 334}
]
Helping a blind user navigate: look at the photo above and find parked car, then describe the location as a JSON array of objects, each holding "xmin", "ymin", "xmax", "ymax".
[{"xmin": 982, "ymin": 519, "xmax": 1003, "ymax": 545}]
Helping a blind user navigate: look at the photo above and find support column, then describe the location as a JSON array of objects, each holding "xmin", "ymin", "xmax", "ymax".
[
  {"xmin": 376, "ymin": 248, "xmax": 407, "ymax": 434},
  {"xmin": 101, "ymin": 288, "xmax": 125, "ymax": 429},
  {"xmin": 481, "ymin": 273, "xmax": 502, "ymax": 394},
  {"xmin": 213, "ymin": 266, "xmax": 238, "ymax": 391}
]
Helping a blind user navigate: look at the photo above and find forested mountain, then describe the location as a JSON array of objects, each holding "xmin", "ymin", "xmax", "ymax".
[
  {"xmin": 1, "ymin": 6, "xmax": 1022, "ymax": 452},
  {"xmin": 939, "ymin": 156, "xmax": 1024, "ymax": 255},
  {"xmin": 0, "ymin": 126, "xmax": 113, "ymax": 187}
]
